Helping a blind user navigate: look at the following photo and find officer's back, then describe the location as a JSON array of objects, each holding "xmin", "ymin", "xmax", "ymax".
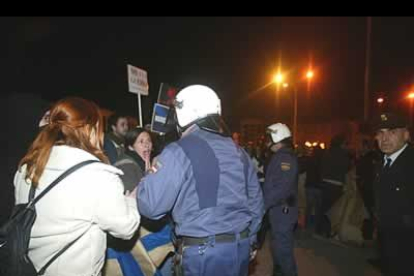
[
  {"xmin": 168, "ymin": 125, "xmax": 253, "ymax": 236},
  {"xmin": 137, "ymin": 85, "xmax": 264, "ymax": 276}
]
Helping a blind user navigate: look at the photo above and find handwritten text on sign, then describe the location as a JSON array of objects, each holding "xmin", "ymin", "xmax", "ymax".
[{"xmin": 128, "ymin": 65, "xmax": 149, "ymax": 95}]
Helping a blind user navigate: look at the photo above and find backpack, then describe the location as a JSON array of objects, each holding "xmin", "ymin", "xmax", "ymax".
[{"xmin": 0, "ymin": 160, "xmax": 98, "ymax": 276}]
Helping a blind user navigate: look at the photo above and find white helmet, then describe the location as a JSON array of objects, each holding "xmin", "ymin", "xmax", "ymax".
[
  {"xmin": 175, "ymin": 85, "xmax": 221, "ymax": 128},
  {"xmin": 267, "ymin": 123, "xmax": 291, "ymax": 144}
]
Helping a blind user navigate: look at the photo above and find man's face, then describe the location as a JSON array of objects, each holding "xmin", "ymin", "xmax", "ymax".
[
  {"xmin": 375, "ymin": 128, "xmax": 409, "ymax": 156},
  {"xmin": 270, "ymin": 142, "xmax": 282, "ymax": 153},
  {"xmin": 232, "ymin": 133, "xmax": 240, "ymax": 145},
  {"xmin": 112, "ymin": 117, "xmax": 129, "ymax": 137}
]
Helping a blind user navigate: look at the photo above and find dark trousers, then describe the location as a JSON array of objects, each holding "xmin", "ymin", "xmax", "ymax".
[
  {"xmin": 315, "ymin": 182, "xmax": 343, "ymax": 237},
  {"xmin": 379, "ymin": 227, "xmax": 414, "ymax": 276},
  {"xmin": 305, "ymin": 187, "xmax": 322, "ymax": 229},
  {"xmin": 269, "ymin": 206, "xmax": 298, "ymax": 276},
  {"xmin": 182, "ymin": 235, "xmax": 250, "ymax": 276},
  {"xmin": 356, "ymin": 179, "xmax": 376, "ymax": 240}
]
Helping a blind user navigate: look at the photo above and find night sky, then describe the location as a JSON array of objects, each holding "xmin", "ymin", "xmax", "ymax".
[{"xmin": 2, "ymin": 17, "xmax": 414, "ymax": 130}]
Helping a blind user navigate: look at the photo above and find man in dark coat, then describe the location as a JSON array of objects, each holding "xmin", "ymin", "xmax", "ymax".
[{"xmin": 373, "ymin": 112, "xmax": 414, "ymax": 276}]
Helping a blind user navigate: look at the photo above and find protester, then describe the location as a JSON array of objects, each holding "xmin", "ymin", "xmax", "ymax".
[
  {"xmin": 14, "ymin": 97, "xmax": 140, "ymax": 275},
  {"xmin": 107, "ymin": 113, "xmax": 129, "ymax": 159},
  {"xmin": 105, "ymin": 127, "xmax": 174, "ymax": 276}
]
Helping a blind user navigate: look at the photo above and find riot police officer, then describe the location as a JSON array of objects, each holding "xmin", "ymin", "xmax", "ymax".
[
  {"xmin": 263, "ymin": 123, "xmax": 298, "ymax": 276},
  {"xmin": 137, "ymin": 85, "xmax": 264, "ymax": 276}
]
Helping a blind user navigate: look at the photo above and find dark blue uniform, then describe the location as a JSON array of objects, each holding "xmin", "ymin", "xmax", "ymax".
[
  {"xmin": 137, "ymin": 125, "xmax": 264, "ymax": 276},
  {"xmin": 263, "ymin": 147, "xmax": 298, "ymax": 276}
]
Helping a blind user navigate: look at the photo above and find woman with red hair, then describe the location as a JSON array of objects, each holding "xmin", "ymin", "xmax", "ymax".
[{"xmin": 14, "ymin": 97, "xmax": 140, "ymax": 276}]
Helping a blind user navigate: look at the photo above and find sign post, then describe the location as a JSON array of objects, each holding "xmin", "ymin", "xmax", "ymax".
[{"xmin": 127, "ymin": 64, "xmax": 149, "ymax": 127}]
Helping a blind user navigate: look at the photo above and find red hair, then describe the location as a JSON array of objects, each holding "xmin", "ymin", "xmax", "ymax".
[{"xmin": 19, "ymin": 97, "xmax": 109, "ymax": 186}]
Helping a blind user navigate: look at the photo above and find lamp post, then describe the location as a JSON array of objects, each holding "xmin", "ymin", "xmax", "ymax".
[
  {"xmin": 272, "ymin": 68, "xmax": 315, "ymax": 146},
  {"xmin": 306, "ymin": 70, "xmax": 314, "ymax": 93},
  {"xmin": 292, "ymin": 70, "xmax": 313, "ymax": 145},
  {"xmin": 273, "ymin": 72, "xmax": 284, "ymax": 114},
  {"xmin": 293, "ymin": 85, "xmax": 298, "ymax": 145}
]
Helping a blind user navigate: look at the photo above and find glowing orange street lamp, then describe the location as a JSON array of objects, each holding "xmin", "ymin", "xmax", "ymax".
[
  {"xmin": 271, "ymin": 67, "xmax": 319, "ymax": 145},
  {"xmin": 407, "ymin": 92, "xmax": 414, "ymax": 126},
  {"xmin": 273, "ymin": 73, "xmax": 284, "ymax": 86},
  {"xmin": 305, "ymin": 70, "xmax": 314, "ymax": 93},
  {"xmin": 377, "ymin": 97, "xmax": 384, "ymax": 104}
]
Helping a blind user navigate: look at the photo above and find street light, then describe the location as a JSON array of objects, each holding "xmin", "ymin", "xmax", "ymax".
[
  {"xmin": 375, "ymin": 93, "xmax": 386, "ymax": 115},
  {"xmin": 407, "ymin": 92, "xmax": 414, "ymax": 126},
  {"xmin": 273, "ymin": 73, "xmax": 284, "ymax": 85},
  {"xmin": 305, "ymin": 69, "xmax": 314, "ymax": 93},
  {"xmin": 291, "ymin": 69, "xmax": 314, "ymax": 145},
  {"xmin": 271, "ymin": 67, "xmax": 318, "ymax": 145},
  {"xmin": 306, "ymin": 70, "xmax": 314, "ymax": 79},
  {"xmin": 273, "ymin": 72, "xmax": 284, "ymax": 95}
]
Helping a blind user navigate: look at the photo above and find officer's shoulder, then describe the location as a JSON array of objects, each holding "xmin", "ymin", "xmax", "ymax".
[
  {"xmin": 400, "ymin": 145, "xmax": 414, "ymax": 167},
  {"xmin": 278, "ymin": 149, "xmax": 296, "ymax": 160},
  {"xmin": 162, "ymin": 142, "xmax": 184, "ymax": 155},
  {"xmin": 404, "ymin": 145, "xmax": 414, "ymax": 158},
  {"xmin": 237, "ymin": 146, "xmax": 249, "ymax": 157}
]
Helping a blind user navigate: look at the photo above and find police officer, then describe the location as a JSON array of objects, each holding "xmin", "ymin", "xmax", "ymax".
[
  {"xmin": 373, "ymin": 112, "xmax": 414, "ymax": 276},
  {"xmin": 137, "ymin": 85, "xmax": 264, "ymax": 276},
  {"xmin": 263, "ymin": 123, "xmax": 298, "ymax": 276}
]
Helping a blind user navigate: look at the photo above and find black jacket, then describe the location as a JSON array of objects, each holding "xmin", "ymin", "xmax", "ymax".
[{"xmin": 375, "ymin": 145, "xmax": 414, "ymax": 230}]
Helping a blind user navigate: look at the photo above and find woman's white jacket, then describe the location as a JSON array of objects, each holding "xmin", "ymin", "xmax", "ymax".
[{"xmin": 14, "ymin": 145, "xmax": 140, "ymax": 276}]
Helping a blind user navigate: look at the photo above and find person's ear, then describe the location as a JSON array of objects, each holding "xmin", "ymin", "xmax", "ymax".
[{"xmin": 404, "ymin": 129, "xmax": 410, "ymax": 142}]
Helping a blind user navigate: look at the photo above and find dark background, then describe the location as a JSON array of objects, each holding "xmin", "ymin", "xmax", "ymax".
[{"xmin": 2, "ymin": 17, "xmax": 414, "ymax": 130}]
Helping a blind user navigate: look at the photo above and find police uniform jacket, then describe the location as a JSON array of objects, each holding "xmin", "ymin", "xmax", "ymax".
[
  {"xmin": 263, "ymin": 147, "xmax": 298, "ymax": 211},
  {"xmin": 137, "ymin": 125, "xmax": 264, "ymax": 244}
]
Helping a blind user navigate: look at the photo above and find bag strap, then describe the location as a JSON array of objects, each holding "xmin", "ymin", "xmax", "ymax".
[
  {"xmin": 28, "ymin": 184, "xmax": 36, "ymax": 201},
  {"xmin": 27, "ymin": 160, "xmax": 99, "ymax": 209},
  {"xmin": 37, "ymin": 225, "xmax": 91, "ymax": 275},
  {"xmin": 30, "ymin": 159, "xmax": 99, "ymax": 275}
]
